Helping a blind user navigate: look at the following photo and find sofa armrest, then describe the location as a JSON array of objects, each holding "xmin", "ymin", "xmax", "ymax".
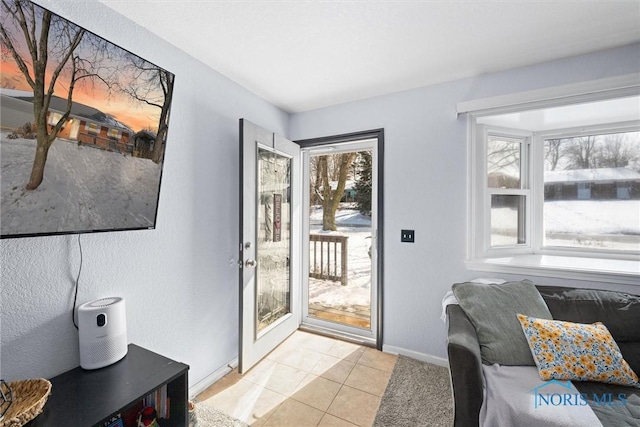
[{"xmin": 447, "ymin": 304, "xmax": 483, "ymax": 427}]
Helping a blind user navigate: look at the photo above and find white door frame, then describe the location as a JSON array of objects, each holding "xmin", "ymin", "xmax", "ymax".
[{"xmin": 296, "ymin": 129, "xmax": 384, "ymax": 349}]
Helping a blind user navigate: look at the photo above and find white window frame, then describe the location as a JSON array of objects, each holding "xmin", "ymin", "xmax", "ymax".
[
  {"xmin": 464, "ymin": 75, "xmax": 640, "ymax": 285},
  {"xmin": 477, "ymin": 126, "xmax": 533, "ymax": 257},
  {"xmin": 532, "ymin": 121, "xmax": 640, "ymax": 257}
]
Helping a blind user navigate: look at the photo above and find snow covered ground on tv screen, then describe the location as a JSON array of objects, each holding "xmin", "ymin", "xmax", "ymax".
[{"xmin": 1, "ymin": 132, "xmax": 161, "ymax": 236}]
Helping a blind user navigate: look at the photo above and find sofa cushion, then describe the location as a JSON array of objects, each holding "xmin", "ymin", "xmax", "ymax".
[
  {"xmin": 452, "ymin": 280, "xmax": 552, "ymax": 365},
  {"xmin": 536, "ymin": 286, "xmax": 640, "ymax": 342},
  {"xmin": 517, "ymin": 314, "xmax": 639, "ymax": 387},
  {"xmin": 619, "ymin": 342, "xmax": 640, "ymax": 376},
  {"xmin": 573, "ymin": 381, "xmax": 640, "ymax": 425}
]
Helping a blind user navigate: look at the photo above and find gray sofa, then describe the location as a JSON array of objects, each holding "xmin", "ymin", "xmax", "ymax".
[{"xmin": 446, "ymin": 285, "xmax": 640, "ymax": 427}]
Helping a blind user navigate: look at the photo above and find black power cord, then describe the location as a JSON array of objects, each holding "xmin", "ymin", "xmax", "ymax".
[{"xmin": 72, "ymin": 234, "xmax": 83, "ymax": 329}]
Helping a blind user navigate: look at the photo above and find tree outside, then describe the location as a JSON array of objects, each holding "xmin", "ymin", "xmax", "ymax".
[
  {"xmin": 544, "ymin": 132, "xmax": 639, "ymax": 172},
  {"xmin": 354, "ymin": 150, "xmax": 372, "ymax": 216},
  {"xmin": 308, "ymin": 150, "xmax": 373, "ymax": 230},
  {"xmin": 318, "ymin": 152, "xmax": 356, "ymax": 230}
]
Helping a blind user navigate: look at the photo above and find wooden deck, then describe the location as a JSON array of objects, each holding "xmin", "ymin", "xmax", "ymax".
[{"xmin": 308, "ymin": 302, "xmax": 371, "ymax": 329}]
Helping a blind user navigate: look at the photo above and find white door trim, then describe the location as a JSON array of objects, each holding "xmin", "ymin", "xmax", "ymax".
[{"xmin": 299, "ymin": 136, "xmax": 381, "ymax": 346}]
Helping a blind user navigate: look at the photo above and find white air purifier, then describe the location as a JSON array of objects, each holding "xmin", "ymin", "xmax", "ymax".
[{"xmin": 78, "ymin": 297, "xmax": 128, "ymax": 370}]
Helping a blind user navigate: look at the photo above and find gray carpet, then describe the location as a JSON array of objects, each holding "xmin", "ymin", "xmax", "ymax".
[
  {"xmin": 373, "ymin": 355, "xmax": 454, "ymax": 427},
  {"xmin": 192, "ymin": 400, "xmax": 249, "ymax": 427}
]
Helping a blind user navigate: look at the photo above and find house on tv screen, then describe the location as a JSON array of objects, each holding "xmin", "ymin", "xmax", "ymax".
[{"xmin": 1, "ymin": 88, "xmax": 157, "ymax": 160}]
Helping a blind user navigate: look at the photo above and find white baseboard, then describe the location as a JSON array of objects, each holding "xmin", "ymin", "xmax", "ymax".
[
  {"xmin": 189, "ymin": 357, "xmax": 238, "ymax": 399},
  {"xmin": 382, "ymin": 345, "xmax": 449, "ymax": 368}
]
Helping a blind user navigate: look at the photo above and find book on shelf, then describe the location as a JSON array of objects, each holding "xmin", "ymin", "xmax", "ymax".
[
  {"xmin": 142, "ymin": 384, "xmax": 170, "ymax": 419},
  {"xmin": 101, "ymin": 413, "xmax": 124, "ymax": 427}
]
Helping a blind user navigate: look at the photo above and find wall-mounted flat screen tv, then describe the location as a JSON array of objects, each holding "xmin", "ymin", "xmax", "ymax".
[{"xmin": 1, "ymin": 0, "xmax": 174, "ymax": 239}]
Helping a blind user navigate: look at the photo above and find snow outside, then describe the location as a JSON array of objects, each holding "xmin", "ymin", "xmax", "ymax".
[{"xmin": 308, "ymin": 206, "xmax": 373, "ymax": 320}]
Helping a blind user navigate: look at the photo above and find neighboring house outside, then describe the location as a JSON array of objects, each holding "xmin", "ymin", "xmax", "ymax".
[
  {"xmin": 340, "ymin": 179, "xmax": 357, "ymax": 202},
  {"xmin": 1, "ymin": 89, "xmax": 135, "ymax": 156},
  {"xmin": 544, "ymin": 167, "xmax": 640, "ymax": 200},
  {"xmin": 488, "ymin": 172, "xmax": 520, "ymax": 189},
  {"xmin": 317, "ymin": 179, "xmax": 357, "ymax": 203}
]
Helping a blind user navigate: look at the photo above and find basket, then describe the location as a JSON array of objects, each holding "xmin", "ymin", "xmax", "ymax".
[{"xmin": 0, "ymin": 379, "xmax": 51, "ymax": 427}]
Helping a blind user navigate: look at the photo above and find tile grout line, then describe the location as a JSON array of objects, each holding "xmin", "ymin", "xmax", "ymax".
[
  {"xmin": 294, "ymin": 343, "xmax": 364, "ymax": 422},
  {"xmin": 206, "ymin": 332, "xmax": 394, "ymax": 427},
  {"xmin": 320, "ymin": 348, "xmax": 366, "ymax": 427},
  {"xmin": 262, "ymin": 344, "xmax": 344, "ymax": 427}
]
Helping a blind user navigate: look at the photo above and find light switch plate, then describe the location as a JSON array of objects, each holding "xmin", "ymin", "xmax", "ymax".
[{"xmin": 401, "ymin": 229, "xmax": 415, "ymax": 243}]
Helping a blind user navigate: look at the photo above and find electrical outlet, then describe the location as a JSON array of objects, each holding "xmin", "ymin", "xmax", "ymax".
[{"xmin": 401, "ymin": 229, "xmax": 415, "ymax": 243}]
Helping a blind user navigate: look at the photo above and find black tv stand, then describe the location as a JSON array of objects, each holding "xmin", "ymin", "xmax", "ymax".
[{"xmin": 27, "ymin": 344, "xmax": 189, "ymax": 427}]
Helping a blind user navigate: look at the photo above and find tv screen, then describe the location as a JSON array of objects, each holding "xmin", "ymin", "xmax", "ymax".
[{"xmin": 1, "ymin": 0, "xmax": 174, "ymax": 239}]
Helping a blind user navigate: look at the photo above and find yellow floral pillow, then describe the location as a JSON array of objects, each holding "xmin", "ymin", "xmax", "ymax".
[{"xmin": 517, "ymin": 314, "xmax": 638, "ymax": 387}]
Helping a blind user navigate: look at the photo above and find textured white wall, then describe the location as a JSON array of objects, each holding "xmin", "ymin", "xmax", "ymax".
[
  {"xmin": 289, "ymin": 44, "xmax": 640, "ymax": 362},
  {"xmin": 0, "ymin": 0, "xmax": 288, "ymax": 387},
  {"xmin": 1, "ymin": 0, "xmax": 638, "ymax": 389}
]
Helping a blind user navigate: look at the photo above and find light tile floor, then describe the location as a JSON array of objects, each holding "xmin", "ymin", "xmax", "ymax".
[{"xmin": 196, "ymin": 331, "xmax": 398, "ymax": 426}]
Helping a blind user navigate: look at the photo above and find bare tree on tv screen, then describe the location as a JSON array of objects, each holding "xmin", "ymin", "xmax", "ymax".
[
  {"xmin": 0, "ymin": 0, "xmax": 135, "ymax": 191},
  {"xmin": 118, "ymin": 53, "xmax": 174, "ymax": 164}
]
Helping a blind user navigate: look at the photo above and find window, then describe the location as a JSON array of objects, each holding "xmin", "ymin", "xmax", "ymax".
[
  {"xmin": 467, "ymin": 90, "xmax": 640, "ymax": 284},
  {"xmin": 48, "ymin": 112, "xmax": 62, "ymax": 126},
  {"xmin": 541, "ymin": 129, "xmax": 640, "ymax": 252},
  {"xmin": 486, "ymin": 133, "xmax": 530, "ymax": 247},
  {"xmin": 86, "ymin": 122, "xmax": 99, "ymax": 134},
  {"xmin": 108, "ymin": 128, "xmax": 121, "ymax": 140}
]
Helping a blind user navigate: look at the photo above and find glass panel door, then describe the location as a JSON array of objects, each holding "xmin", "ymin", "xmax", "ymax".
[
  {"xmin": 301, "ymin": 138, "xmax": 379, "ymax": 345},
  {"xmin": 239, "ymin": 119, "xmax": 300, "ymax": 373},
  {"xmin": 256, "ymin": 147, "xmax": 292, "ymax": 334}
]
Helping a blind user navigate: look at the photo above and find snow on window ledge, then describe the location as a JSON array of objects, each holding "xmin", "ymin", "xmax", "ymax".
[{"xmin": 466, "ymin": 254, "xmax": 639, "ymax": 286}]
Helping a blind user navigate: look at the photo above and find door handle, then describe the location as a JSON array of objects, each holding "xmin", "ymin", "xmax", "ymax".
[{"xmin": 245, "ymin": 259, "xmax": 258, "ymax": 268}]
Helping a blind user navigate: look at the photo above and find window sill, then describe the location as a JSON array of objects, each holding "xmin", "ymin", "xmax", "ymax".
[{"xmin": 466, "ymin": 254, "xmax": 639, "ymax": 286}]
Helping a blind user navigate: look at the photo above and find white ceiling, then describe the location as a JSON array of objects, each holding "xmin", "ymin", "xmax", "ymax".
[{"xmin": 99, "ymin": 0, "xmax": 640, "ymax": 113}]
